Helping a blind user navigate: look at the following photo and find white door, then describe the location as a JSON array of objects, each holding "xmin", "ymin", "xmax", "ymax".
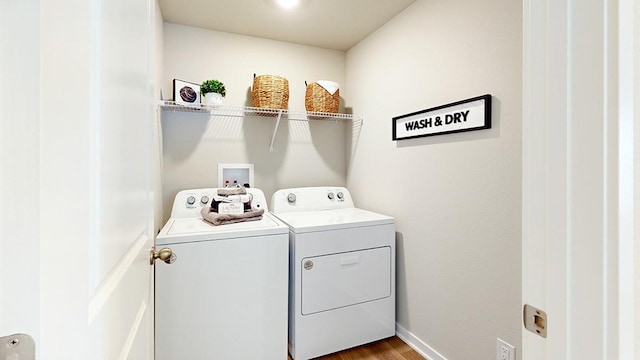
[
  {"xmin": 0, "ymin": 0, "xmax": 157, "ymax": 359},
  {"xmin": 522, "ymin": 0, "xmax": 636, "ymax": 358}
]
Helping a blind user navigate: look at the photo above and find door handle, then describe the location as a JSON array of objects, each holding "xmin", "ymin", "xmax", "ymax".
[
  {"xmin": 150, "ymin": 247, "xmax": 176, "ymax": 265},
  {"xmin": 340, "ymin": 256, "xmax": 361, "ymax": 266}
]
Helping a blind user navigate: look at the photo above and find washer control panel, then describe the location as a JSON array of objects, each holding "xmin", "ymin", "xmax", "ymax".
[
  {"xmin": 170, "ymin": 188, "xmax": 269, "ymax": 218},
  {"xmin": 271, "ymin": 187, "xmax": 354, "ymax": 214}
]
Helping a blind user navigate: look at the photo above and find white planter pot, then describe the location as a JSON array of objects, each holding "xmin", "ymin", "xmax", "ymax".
[{"xmin": 204, "ymin": 92, "xmax": 223, "ymax": 106}]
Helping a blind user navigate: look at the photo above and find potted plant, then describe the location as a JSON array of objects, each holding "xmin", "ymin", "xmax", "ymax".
[{"xmin": 201, "ymin": 79, "xmax": 226, "ymax": 106}]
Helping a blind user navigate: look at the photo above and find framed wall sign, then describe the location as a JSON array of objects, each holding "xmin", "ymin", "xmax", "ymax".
[{"xmin": 392, "ymin": 94, "xmax": 492, "ymax": 141}]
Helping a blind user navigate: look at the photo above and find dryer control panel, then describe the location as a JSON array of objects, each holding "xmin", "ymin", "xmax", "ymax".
[{"xmin": 271, "ymin": 187, "xmax": 355, "ymax": 214}]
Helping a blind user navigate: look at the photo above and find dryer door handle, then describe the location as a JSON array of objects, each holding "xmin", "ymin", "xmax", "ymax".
[{"xmin": 340, "ymin": 256, "xmax": 361, "ymax": 266}]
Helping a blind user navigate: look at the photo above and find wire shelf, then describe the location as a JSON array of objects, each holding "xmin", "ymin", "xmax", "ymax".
[
  {"xmin": 158, "ymin": 101, "xmax": 363, "ymax": 152},
  {"xmin": 159, "ymin": 101, "xmax": 358, "ymax": 121}
]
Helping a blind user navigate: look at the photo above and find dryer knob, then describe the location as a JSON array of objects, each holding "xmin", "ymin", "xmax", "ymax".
[
  {"xmin": 186, "ymin": 196, "xmax": 196, "ymax": 205},
  {"xmin": 327, "ymin": 192, "xmax": 335, "ymax": 200},
  {"xmin": 200, "ymin": 195, "xmax": 210, "ymax": 204},
  {"xmin": 337, "ymin": 192, "xmax": 344, "ymax": 200},
  {"xmin": 304, "ymin": 260, "xmax": 314, "ymax": 270},
  {"xmin": 287, "ymin": 193, "xmax": 296, "ymax": 203}
]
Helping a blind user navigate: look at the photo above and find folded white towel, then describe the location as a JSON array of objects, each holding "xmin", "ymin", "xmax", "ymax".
[{"xmin": 315, "ymin": 80, "xmax": 339, "ymax": 95}]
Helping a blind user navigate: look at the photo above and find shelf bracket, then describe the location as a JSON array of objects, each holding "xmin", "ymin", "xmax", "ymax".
[{"xmin": 269, "ymin": 110, "xmax": 283, "ymax": 152}]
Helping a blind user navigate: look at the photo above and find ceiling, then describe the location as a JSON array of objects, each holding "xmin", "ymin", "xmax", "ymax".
[{"xmin": 157, "ymin": 0, "xmax": 416, "ymax": 51}]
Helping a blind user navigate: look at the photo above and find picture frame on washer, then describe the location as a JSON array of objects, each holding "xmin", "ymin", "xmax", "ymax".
[{"xmin": 173, "ymin": 79, "xmax": 201, "ymax": 105}]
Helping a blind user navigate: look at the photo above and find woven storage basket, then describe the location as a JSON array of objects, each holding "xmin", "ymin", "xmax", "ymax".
[
  {"xmin": 251, "ymin": 74, "xmax": 289, "ymax": 110},
  {"xmin": 305, "ymin": 82, "xmax": 340, "ymax": 113}
]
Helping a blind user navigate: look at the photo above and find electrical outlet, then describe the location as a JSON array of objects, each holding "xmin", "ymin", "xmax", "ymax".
[{"xmin": 496, "ymin": 338, "xmax": 515, "ymax": 360}]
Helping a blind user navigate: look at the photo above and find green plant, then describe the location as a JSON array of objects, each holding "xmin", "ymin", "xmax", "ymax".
[{"xmin": 200, "ymin": 79, "xmax": 226, "ymax": 97}]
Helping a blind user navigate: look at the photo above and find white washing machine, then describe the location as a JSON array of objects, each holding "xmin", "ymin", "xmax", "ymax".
[
  {"xmin": 271, "ymin": 187, "xmax": 396, "ymax": 360},
  {"xmin": 155, "ymin": 188, "xmax": 289, "ymax": 360}
]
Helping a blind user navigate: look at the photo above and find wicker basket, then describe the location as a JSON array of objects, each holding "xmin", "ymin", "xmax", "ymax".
[
  {"xmin": 305, "ymin": 81, "xmax": 340, "ymax": 113},
  {"xmin": 251, "ymin": 74, "xmax": 289, "ymax": 110}
]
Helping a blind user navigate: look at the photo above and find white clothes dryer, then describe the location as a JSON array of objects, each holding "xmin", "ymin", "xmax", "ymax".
[
  {"xmin": 155, "ymin": 188, "xmax": 289, "ymax": 360},
  {"xmin": 271, "ymin": 187, "xmax": 396, "ymax": 360}
]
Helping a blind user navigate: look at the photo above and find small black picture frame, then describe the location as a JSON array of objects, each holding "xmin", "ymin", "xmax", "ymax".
[
  {"xmin": 392, "ymin": 94, "xmax": 492, "ymax": 141},
  {"xmin": 173, "ymin": 79, "xmax": 201, "ymax": 105}
]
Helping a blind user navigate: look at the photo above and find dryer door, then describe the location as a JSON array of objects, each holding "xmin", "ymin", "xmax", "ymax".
[{"xmin": 301, "ymin": 246, "xmax": 391, "ymax": 315}]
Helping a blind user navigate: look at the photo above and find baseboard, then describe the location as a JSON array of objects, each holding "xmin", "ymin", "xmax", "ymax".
[{"xmin": 395, "ymin": 323, "xmax": 448, "ymax": 360}]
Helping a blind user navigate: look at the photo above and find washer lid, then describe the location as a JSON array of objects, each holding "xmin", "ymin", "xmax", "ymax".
[
  {"xmin": 272, "ymin": 208, "xmax": 394, "ymax": 233},
  {"xmin": 156, "ymin": 213, "xmax": 288, "ymax": 245}
]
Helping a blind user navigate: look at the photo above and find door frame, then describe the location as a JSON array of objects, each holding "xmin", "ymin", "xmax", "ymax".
[{"xmin": 522, "ymin": 0, "xmax": 636, "ymax": 358}]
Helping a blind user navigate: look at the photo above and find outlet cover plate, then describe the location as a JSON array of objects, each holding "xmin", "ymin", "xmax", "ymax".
[{"xmin": 497, "ymin": 338, "xmax": 515, "ymax": 360}]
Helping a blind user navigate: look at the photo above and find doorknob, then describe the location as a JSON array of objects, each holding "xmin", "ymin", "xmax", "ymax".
[{"xmin": 150, "ymin": 247, "xmax": 176, "ymax": 265}]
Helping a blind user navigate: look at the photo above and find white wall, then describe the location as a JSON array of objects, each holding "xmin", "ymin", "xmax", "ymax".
[
  {"xmin": 161, "ymin": 23, "xmax": 347, "ymax": 221},
  {"xmin": 345, "ymin": 1, "xmax": 522, "ymax": 359}
]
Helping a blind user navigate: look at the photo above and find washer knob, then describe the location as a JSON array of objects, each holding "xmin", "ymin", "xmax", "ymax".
[
  {"xmin": 186, "ymin": 196, "xmax": 196, "ymax": 205},
  {"xmin": 337, "ymin": 192, "xmax": 344, "ymax": 200},
  {"xmin": 200, "ymin": 195, "xmax": 210, "ymax": 204},
  {"xmin": 287, "ymin": 193, "xmax": 296, "ymax": 203},
  {"xmin": 327, "ymin": 192, "xmax": 335, "ymax": 200}
]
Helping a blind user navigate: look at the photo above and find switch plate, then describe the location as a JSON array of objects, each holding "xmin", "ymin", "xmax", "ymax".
[{"xmin": 496, "ymin": 338, "xmax": 515, "ymax": 360}]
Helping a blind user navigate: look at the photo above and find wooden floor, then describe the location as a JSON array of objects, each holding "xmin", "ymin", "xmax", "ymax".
[{"xmin": 287, "ymin": 336, "xmax": 425, "ymax": 360}]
